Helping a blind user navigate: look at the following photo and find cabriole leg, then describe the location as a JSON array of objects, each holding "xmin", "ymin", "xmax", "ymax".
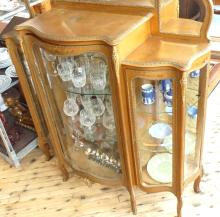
[
  {"xmin": 38, "ymin": 136, "xmax": 52, "ymax": 161},
  {"xmin": 194, "ymin": 166, "xmax": 204, "ymax": 193},
  {"xmin": 129, "ymin": 187, "xmax": 137, "ymax": 214},
  {"xmin": 177, "ymin": 196, "xmax": 183, "ymax": 217},
  {"xmin": 60, "ymin": 164, "xmax": 69, "ymax": 181}
]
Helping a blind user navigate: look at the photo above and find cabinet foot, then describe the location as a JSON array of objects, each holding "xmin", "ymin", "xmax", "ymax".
[
  {"xmin": 129, "ymin": 187, "xmax": 137, "ymax": 214},
  {"xmin": 60, "ymin": 165, "xmax": 69, "ymax": 181},
  {"xmin": 177, "ymin": 197, "xmax": 183, "ymax": 217},
  {"xmin": 194, "ymin": 167, "xmax": 204, "ymax": 193},
  {"xmin": 38, "ymin": 138, "xmax": 52, "ymax": 160}
]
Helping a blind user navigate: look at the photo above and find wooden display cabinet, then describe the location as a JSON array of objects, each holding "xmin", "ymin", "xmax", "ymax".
[{"xmin": 13, "ymin": 0, "xmax": 213, "ymax": 216}]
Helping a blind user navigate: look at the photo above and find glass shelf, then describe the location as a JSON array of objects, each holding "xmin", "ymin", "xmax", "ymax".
[{"xmin": 64, "ymin": 85, "xmax": 112, "ymax": 96}]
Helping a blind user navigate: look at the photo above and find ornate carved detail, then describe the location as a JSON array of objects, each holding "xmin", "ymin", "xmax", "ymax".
[
  {"xmin": 123, "ymin": 60, "xmax": 185, "ymax": 70},
  {"xmin": 122, "ymin": 48, "xmax": 209, "ymax": 71},
  {"xmin": 112, "ymin": 46, "xmax": 120, "ymax": 74}
]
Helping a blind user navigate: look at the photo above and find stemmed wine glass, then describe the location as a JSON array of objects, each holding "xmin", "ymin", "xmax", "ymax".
[
  {"xmin": 80, "ymin": 108, "xmax": 96, "ymax": 128},
  {"xmin": 57, "ymin": 61, "xmax": 73, "ymax": 82},
  {"xmin": 90, "ymin": 96, "xmax": 105, "ymax": 119},
  {"xmin": 103, "ymin": 109, "xmax": 116, "ymax": 145},
  {"xmin": 80, "ymin": 95, "xmax": 92, "ymax": 111},
  {"xmin": 71, "ymin": 57, "xmax": 87, "ymax": 88},
  {"xmin": 90, "ymin": 58, "xmax": 107, "ymax": 91},
  {"xmin": 80, "ymin": 108, "xmax": 96, "ymax": 142},
  {"xmin": 63, "ymin": 96, "xmax": 79, "ymax": 120}
]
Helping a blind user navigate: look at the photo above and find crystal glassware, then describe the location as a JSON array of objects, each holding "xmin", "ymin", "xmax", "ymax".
[
  {"xmin": 72, "ymin": 64, "xmax": 87, "ymax": 88},
  {"xmin": 80, "ymin": 95, "xmax": 92, "ymax": 111},
  {"xmin": 91, "ymin": 96, "xmax": 105, "ymax": 117},
  {"xmin": 57, "ymin": 61, "xmax": 73, "ymax": 82},
  {"xmin": 103, "ymin": 109, "xmax": 115, "ymax": 130},
  {"xmin": 80, "ymin": 108, "xmax": 96, "ymax": 129},
  {"xmin": 103, "ymin": 109, "xmax": 116, "ymax": 145},
  {"xmin": 63, "ymin": 97, "xmax": 79, "ymax": 119},
  {"xmin": 90, "ymin": 58, "xmax": 107, "ymax": 91},
  {"xmin": 105, "ymin": 95, "xmax": 113, "ymax": 114}
]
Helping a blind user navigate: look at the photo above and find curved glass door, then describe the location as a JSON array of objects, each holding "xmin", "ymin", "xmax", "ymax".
[
  {"xmin": 128, "ymin": 75, "xmax": 175, "ymax": 187},
  {"xmin": 31, "ymin": 47, "xmax": 121, "ymax": 183},
  {"xmin": 17, "ymin": 48, "xmax": 48, "ymax": 134},
  {"xmin": 184, "ymin": 66, "xmax": 207, "ymax": 181}
]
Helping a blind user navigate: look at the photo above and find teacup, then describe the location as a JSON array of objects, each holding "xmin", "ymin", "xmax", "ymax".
[
  {"xmin": 141, "ymin": 84, "xmax": 155, "ymax": 105},
  {"xmin": 0, "ymin": 48, "xmax": 9, "ymax": 61},
  {"xmin": 164, "ymin": 89, "xmax": 172, "ymax": 106},
  {"xmin": 187, "ymin": 106, "xmax": 197, "ymax": 119},
  {"xmin": 190, "ymin": 70, "xmax": 200, "ymax": 78},
  {"xmin": 161, "ymin": 79, "xmax": 172, "ymax": 92}
]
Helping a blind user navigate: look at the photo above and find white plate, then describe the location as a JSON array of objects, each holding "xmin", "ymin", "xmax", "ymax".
[
  {"xmin": 5, "ymin": 65, "xmax": 18, "ymax": 78},
  {"xmin": 147, "ymin": 153, "xmax": 172, "ymax": 183},
  {"xmin": 0, "ymin": 59, "xmax": 12, "ymax": 69},
  {"xmin": 0, "ymin": 48, "xmax": 12, "ymax": 69},
  {"xmin": 0, "ymin": 75, "xmax": 12, "ymax": 93},
  {"xmin": 0, "ymin": 1, "xmax": 20, "ymax": 11},
  {"xmin": 0, "ymin": 48, "xmax": 9, "ymax": 59},
  {"xmin": 163, "ymin": 132, "xmax": 196, "ymax": 155},
  {"xmin": 149, "ymin": 123, "xmax": 172, "ymax": 139}
]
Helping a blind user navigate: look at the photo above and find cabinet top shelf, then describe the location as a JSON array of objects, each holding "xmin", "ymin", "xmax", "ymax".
[
  {"xmin": 122, "ymin": 37, "xmax": 210, "ymax": 71},
  {"xmin": 15, "ymin": 7, "xmax": 153, "ymax": 45},
  {"xmin": 53, "ymin": 0, "xmax": 155, "ymax": 8}
]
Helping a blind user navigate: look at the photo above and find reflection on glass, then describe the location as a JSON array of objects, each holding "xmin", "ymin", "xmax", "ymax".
[
  {"xmin": 40, "ymin": 50, "xmax": 121, "ymax": 181},
  {"xmin": 159, "ymin": 0, "xmax": 203, "ymax": 36},
  {"xmin": 57, "ymin": 61, "xmax": 73, "ymax": 81},
  {"xmin": 130, "ymin": 78, "xmax": 173, "ymax": 186},
  {"xmin": 184, "ymin": 69, "xmax": 202, "ymax": 180}
]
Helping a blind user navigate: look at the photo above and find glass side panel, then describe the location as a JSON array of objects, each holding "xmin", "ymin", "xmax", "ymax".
[
  {"xmin": 17, "ymin": 48, "xmax": 48, "ymax": 134},
  {"xmin": 184, "ymin": 69, "xmax": 204, "ymax": 180},
  {"xmin": 131, "ymin": 78, "xmax": 173, "ymax": 186},
  {"xmin": 34, "ymin": 48, "xmax": 121, "ymax": 182}
]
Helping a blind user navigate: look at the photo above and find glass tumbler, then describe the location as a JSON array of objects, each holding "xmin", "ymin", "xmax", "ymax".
[
  {"xmin": 57, "ymin": 61, "xmax": 73, "ymax": 81},
  {"xmin": 63, "ymin": 97, "xmax": 79, "ymax": 119}
]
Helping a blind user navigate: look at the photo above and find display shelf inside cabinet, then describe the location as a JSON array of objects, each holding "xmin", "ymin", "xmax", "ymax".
[{"xmin": 14, "ymin": 0, "xmax": 213, "ymax": 216}]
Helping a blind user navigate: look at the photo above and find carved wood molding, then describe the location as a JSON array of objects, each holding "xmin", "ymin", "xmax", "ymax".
[
  {"xmin": 112, "ymin": 46, "xmax": 120, "ymax": 74},
  {"xmin": 179, "ymin": 73, "xmax": 188, "ymax": 104}
]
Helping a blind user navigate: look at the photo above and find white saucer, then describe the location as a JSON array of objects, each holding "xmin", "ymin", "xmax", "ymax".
[
  {"xmin": 0, "ymin": 75, "xmax": 12, "ymax": 93},
  {"xmin": 147, "ymin": 153, "xmax": 172, "ymax": 183},
  {"xmin": 0, "ymin": 1, "xmax": 20, "ymax": 11},
  {"xmin": 149, "ymin": 122, "xmax": 172, "ymax": 139},
  {"xmin": 5, "ymin": 65, "xmax": 18, "ymax": 78},
  {"xmin": 0, "ymin": 48, "xmax": 12, "ymax": 69}
]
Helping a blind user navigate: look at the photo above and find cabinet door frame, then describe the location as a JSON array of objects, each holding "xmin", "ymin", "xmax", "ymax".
[
  {"xmin": 20, "ymin": 34, "xmax": 127, "ymax": 186},
  {"xmin": 122, "ymin": 65, "xmax": 181, "ymax": 195}
]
